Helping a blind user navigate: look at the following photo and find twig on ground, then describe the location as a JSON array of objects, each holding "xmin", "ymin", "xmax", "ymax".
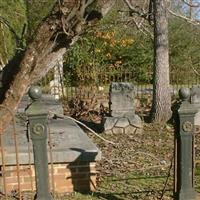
[{"xmin": 159, "ymin": 156, "xmax": 174, "ymax": 200}]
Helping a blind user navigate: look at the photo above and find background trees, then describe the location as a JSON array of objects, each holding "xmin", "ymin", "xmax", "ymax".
[
  {"xmin": 0, "ymin": 0, "xmax": 26, "ymax": 66},
  {"xmin": 169, "ymin": 17, "xmax": 200, "ymax": 82},
  {"xmin": 64, "ymin": 6, "xmax": 153, "ymax": 87}
]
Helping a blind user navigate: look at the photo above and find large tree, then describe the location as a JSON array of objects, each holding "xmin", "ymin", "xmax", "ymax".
[
  {"xmin": 150, "ymin": 0, "xmax": 171, "ymax": 123},
  {"xmin": 124, "ymin": 0, "xmax": 171, "ymax": 123},
  {"xmin": 0, "ymin": 0, "xmax": 116, "ymax": 131}
]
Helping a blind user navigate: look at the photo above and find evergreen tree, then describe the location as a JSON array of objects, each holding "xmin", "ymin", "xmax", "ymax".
[{"xmin": 0, "ymin": 0, "xmax": 26, "ymax": 65}]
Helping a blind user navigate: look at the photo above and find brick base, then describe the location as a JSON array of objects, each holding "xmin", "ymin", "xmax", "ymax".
[{"xmin": 0, "ymin": 161, "xmax": 97, "ymax": 194}]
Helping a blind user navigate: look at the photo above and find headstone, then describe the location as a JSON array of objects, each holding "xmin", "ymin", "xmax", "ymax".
[
  {"xmin": 191, "ymin": 86, "xmax": 200, "ymax": 125},
  {"xmin": 109, "ymin": 82, "xmax": 135, "ymax": 117},
  {"xmin": 191, "ymin": 85, "xmax": 200, "ymax": 104},
  {"xmin": 103, "ymin": 82, "xmax": 142, "ymax": 133}
]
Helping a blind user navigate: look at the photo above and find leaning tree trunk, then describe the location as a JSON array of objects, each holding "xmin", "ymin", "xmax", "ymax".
[
  {"xmin": 150, "ymin": 0, "xmax": 172, "ymax": 123},
  {"xmin": 0, "ymin": 0, "xmax": 116, "ymax": 132},
  {"xmin": 0, "ymin": 1, "xmax": 69, "ymax": 131}
]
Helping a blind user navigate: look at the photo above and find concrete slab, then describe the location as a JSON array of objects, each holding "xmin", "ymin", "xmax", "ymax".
[{"xmin": 1, "ymin": 117, "xmax": 101, "ymax": 165}]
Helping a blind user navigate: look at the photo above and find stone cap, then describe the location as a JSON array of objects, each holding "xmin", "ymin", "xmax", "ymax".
[
  {"xmin": 110, "ymin": 82, "xmax": 134, "ymax": 92},
  {"xmin": 179, "ymin": 87, "xmax": 200, "ymax": 114},
  {"xmin": 1, "ymin": 118, "xmax": 101, "ymax": 165},
  {"xmin": 17, "ymin": 94, "xmax": 63, "ymax": 115}
]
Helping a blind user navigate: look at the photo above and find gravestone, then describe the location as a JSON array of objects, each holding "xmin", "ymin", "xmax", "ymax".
[
  {"xmin": 190, "ymin": 86, "xmax": 200, "ymax": 126},
  {"xmin": 103, "ymin": 82, "xmax": 142, "ymax": 134},
  {"xmin": 191, "ymin": 85, "xmax": 200, "ymax": 104},
  {"xmin": 109, "ymin": 82, "xmax": 135, "ymax": 117}
]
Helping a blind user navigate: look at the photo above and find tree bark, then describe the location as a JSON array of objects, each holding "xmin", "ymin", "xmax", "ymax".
[{"xmin": 150, "ymin": 0, "xmax": 172, "ymax": 123}]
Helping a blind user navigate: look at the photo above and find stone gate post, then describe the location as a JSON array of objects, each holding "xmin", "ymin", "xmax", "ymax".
[
  {"xmin": 176, "ymin": 88, "xmax": 199, "ymax": 200},
  {"xmin": 26, "ymin": 86, "xmax": 53, "ymax": 200}
]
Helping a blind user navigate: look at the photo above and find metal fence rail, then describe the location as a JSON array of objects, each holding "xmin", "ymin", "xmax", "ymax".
[
  {"xmin": 40, "ymin": 66, "xmax": 200, "ymax": 101},
  {"xmin": 0, "ymin": 105, "xmax": 22, "ymax": 199}
]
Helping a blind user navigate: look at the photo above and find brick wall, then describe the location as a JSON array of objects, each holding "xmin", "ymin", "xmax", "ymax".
[{"xmin": 0, "ymin": 161, "xmax": 98, "ymax": 195}]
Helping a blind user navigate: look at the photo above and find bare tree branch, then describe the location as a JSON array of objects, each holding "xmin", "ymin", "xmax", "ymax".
[
  {"xmin": 85, "ymin": 0, "xmax": 95, "ymax": 9},
  {"xmin": 131, "ymin": 17, "xmax": 153, "ymax": 38},
  {"xmin": 124, "ymin": 0, "xmax": 151, "ymax": 19},
  {"xmin": 181, "ymin": 0, "xmax": 200, "ymax": 7},
  {"xmin": 99, "ymin": 0, "xmax": 117, "ymax": 16},
  {"xmin": 123, "ymin": 0, "xmax": 153, "ymax": 38},
  {"xmin": 168, "ymin": 8, "xmax": 200, "ymax": 25}
]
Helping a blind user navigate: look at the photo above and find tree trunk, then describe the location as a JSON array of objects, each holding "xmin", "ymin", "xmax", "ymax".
[
  {"xmin": 0, "ymin": 0, "xmax": 89, "ymax": 131},
  {"xmin": 0, "ymin": 0, "xmax": 116, "ymax": 131},
  {"xmin": 150, "ymin": 0, "xmax": 172, "ymax": 123},
  {"xmin": 0, "ymin": 2, "xmax": 67, "ymax": 130}
]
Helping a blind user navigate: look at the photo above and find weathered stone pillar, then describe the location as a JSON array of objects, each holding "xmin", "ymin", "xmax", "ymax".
[
  {"xmin": 176, "ymin": 88, "xmax": 198, "ymax": 200},
  {"xmin": 26, "ymin": 86, "xmax": 53, "ymax": 200}
]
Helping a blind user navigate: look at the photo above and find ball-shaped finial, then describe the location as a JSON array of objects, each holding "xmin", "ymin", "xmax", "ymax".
[
  {"xmin": 28, "ymin": 86, "xmax": 42, "ymax": 101},
  {"xmin": 179, "ymin": 87, "xmax": 190, "ymax": 101}
]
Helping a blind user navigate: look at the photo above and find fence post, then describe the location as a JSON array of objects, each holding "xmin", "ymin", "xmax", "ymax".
[
  {"xmin": 176, "ymin": 88, "xmax": 198, "ymax": 200},
  {"xmin": 26, "ymin": 86, "xmax": 53, "ymax": 200}
]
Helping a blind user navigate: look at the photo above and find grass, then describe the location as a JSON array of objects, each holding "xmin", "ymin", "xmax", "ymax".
[
  {"xmin": 51, "ymin": 171, "xmax": 174, "ymax": 200},
  {"xmin": 195, "ymin": 167, "xmax": 200, "ymax": 192}
]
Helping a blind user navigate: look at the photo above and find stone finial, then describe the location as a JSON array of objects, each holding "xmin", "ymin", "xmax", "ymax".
[
  {"xmin": 28, "ymin": 86, "xmax": 42, "ymax": 101},
  {"xmin": 179, "ymin": 87, "xmax": 190, "ymax": 101}
]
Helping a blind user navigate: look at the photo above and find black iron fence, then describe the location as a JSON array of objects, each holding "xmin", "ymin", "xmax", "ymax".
[{"xmin": 39, "ymin": 67, "xmax": 200, "ymax": 100}]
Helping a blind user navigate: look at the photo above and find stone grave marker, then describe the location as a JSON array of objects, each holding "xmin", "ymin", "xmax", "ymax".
[
  {"xmin": 103, "ymin": 82, "xmax": 142, "ymax": 134},
  {"xmin": 191, "ymin": 86, "xmax": 200, "ymax": 125},
  {"xmin": 109, "ymin": 82, "xmax": 135, "ymax": 117},
  {"xmin": 191, "ymin": 85, "xmax": 200, "ymax": 104}
]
